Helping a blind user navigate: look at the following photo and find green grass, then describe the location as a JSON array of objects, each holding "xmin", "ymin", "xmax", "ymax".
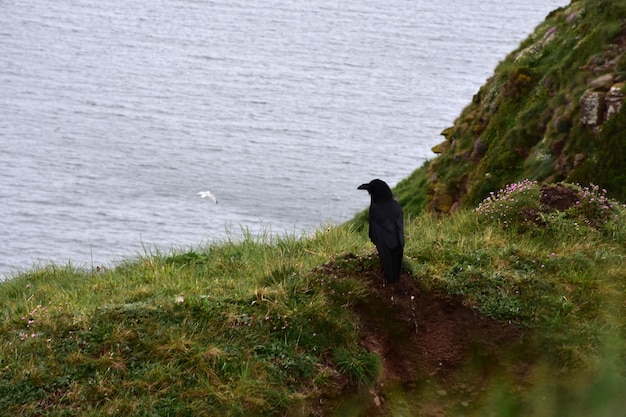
[
  {"xmin": 2, "ymin": 184, "xmax": 626, "ymax": 415},
  {"xmin": 0, "ymin": 227, "xmax": 372, "ymax": 417}
]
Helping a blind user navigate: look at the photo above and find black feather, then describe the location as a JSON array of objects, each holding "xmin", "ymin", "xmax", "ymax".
[{"xmin": 358, "ymin": 179, "xmax": 404, "ymax": 282}]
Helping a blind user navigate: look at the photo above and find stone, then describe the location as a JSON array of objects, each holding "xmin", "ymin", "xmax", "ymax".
[
  {"xmin": 580, "ymin": 90, "xmax": 605, "ymax": 126},
  {"xmin": 605, "ymin": 83, "xmax": 625, "ymax": 122},
  {"xmin": 588, "ymin": 74, "xmax": 614, "ymax": 91},
  {"xmin": 574, "ymin": 153, "xmax": 586, "ymax": 167},
  {"xmin": 440, "ymin": 126, "xmax": 454, "ymax": 139},
  {"xmin": 431, "ymin": 141, "xmax": 450, "ymax": 154}
]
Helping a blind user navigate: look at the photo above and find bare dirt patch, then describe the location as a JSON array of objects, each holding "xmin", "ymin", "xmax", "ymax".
[
  {"xmin": 356, "ymin": 267, "xmax": 524, "ymax": 380},
  {"xmin": 315, "ymin": 254, "xmax": 527, "ymax": 416}
]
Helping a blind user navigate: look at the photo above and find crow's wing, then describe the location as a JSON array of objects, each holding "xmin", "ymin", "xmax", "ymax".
[{"xmin": 369, "ymin": 199, "xmax": 404, "ymax": 250}]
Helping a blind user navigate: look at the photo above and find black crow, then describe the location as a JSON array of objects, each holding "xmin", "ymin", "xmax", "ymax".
[{"xmin": 358, "ymin": 179, "xmax": 404, "ymax": 282}]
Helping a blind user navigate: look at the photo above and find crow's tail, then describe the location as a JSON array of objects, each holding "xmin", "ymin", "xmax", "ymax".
[{"xmin": 376, "ymin": 244, "xmax": 403, "ymax": 283}]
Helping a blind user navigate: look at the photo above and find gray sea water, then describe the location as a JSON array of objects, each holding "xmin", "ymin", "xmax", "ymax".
[{"xmin": 1, "ymin": 0, "xmax": 567, "ymax": 278}]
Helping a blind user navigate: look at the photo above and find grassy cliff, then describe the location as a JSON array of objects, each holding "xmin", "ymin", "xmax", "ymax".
[
  {"xmin": 397, "ymin": 0, "xmax": 626, "ymax": 215},
  {"xmin": 2, "ymin": 182, "xmax": 625, "ymax": 416}
]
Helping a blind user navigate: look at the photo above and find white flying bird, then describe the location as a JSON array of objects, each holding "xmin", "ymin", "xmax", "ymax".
[{"xmin": 197, "ymin": 190, "xmax": 218, "ymax": 204}]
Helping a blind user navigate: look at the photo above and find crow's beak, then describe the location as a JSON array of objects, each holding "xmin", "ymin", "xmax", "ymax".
[{"xmin": 357, "ymin": 183, "xmax": 369, "ymax": 190}]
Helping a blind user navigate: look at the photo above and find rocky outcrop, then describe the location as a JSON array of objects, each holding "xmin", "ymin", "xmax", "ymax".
[
  {"xmin": 580, "ymin": 90, "xmax": 606, "ymax": 126},
  {"xmin": 431, "ymin": 141, "xmax": 450, "ymax": 154},
  {"xmin": 606, "ymin": 82, "xmax": 625, "ymax": 121},
  {"xmin": 580, "ymin": 75, "xmax": 624, "ymax": 128}
]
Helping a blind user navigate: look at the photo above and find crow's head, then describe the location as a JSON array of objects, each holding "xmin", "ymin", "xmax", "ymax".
[{"xmin": 357, "ymin": 179, "xmax": 393, "ymax": 201}]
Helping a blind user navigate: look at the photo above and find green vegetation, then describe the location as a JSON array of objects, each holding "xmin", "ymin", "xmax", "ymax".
[
  {"xmin": 416, "ymin": 0, "xmax": 626, "ymax": 212},
  {"xmin": 0, "ymin": 229, "xmax": 371, "ymax": 416},
  {"xmin": 2, "ymin": 181, "xmax": 625, "ymax": 415},
  {"xmin": 4, "ymin": 0, "xmax": 626, "ymax": 415}
]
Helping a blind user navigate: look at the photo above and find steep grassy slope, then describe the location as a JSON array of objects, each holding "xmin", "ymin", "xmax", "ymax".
[
  {"xmin": 399, "ymin": 0, "xmax": 626, "ymax": 215},
  {"xmin": 2, "ymin": 183, "xmax": 625, "ymax": 416}
]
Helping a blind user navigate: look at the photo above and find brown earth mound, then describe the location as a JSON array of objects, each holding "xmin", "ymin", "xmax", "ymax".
[
  {"xmin": 355, "ymin": 266, "xmax": 523, "ymax": 382},
  {"xmin": 314, "ymin": 255, "xmax": 526, "ymax": 416}
]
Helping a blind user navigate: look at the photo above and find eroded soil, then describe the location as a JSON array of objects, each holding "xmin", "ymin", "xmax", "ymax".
[{"xmin": 313, "ymin": 255, "xmax": 528, "ymax": 417}]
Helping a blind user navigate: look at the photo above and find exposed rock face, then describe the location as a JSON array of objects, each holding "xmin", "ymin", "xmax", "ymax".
[
  {"xmin": 588, "ymin": 74, "xmax": 614, "ymax": 91},
  {"xmin": 431, "ymin": 141, "xmax": 450, "ymax": 154},
  {"xmin": 606, "ymin": 83, "xmax": 625, "ymax": 121},
  {"xmin": 580, "ymin": 90, "xmax": 606, "ymax": 126},
  {"xmin": 580, "ymin": 77, "xmax": 624, "ymax": 127}
]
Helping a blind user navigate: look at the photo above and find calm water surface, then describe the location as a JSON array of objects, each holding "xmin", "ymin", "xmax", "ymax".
[{"xmin": 1, "ymin": 0, "xmax": 567, "ymax": 277}]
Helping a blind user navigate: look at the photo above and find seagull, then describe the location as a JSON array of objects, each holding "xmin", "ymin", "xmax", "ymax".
[{"xmin": 197, "ymin": 190, "xmax": 218, "ymax": 204}]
